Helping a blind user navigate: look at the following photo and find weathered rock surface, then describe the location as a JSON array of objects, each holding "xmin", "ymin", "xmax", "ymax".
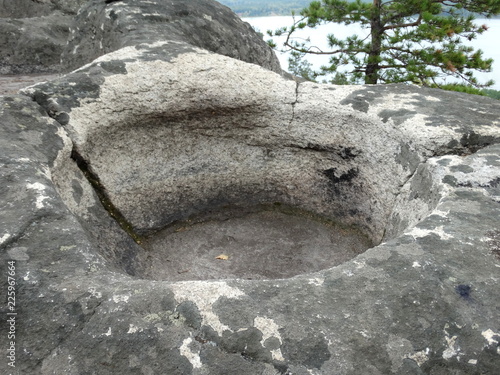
[
  {"xmin": 0, "ymin": 0, "xmax": 89, "ymax": 74},
  {"xmin": 0, "ymin": 13, "xmax": 72, "ymax": 74},
  {"xmin": 0, "ymin": 0, "xmax": 87, "ymax": 18},
  {"xmin": 0, "ymin": 0, "xmax": 280, "ymax": 76},
  {"xmin": 60, "ymin": 0, "xmax": 282, "ymax": 73},
  {"xmin": 1, "ymin": 37, "xmax": 499, "ymax": 374}
]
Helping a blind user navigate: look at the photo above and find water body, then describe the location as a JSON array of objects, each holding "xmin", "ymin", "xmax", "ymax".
[{"xmin": 244, "ymin": 16, "xmax": 500, "ymax": 89}]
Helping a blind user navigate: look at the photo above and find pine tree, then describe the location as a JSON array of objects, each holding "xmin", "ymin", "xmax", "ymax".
[{"xmin": 269, "ymin": 0, "xmax": 500, "ymax": 87}]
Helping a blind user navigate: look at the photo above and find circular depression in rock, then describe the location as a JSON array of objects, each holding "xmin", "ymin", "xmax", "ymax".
[
  {"xmin": 62, "ymin": 110, "xmax": 407, "ymax": 282},
  {"xmin": 54, "ymin": 59, "xmax": 424, "ymax": 282},
  {"xmin": 141, "ymin": 206, "xmax": 373, "ymax": 281}
]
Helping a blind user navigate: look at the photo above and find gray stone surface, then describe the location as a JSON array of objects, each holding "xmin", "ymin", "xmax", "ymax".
[
  {"xmin": 142, "ymin": 208, "xmax": 373, "ymax": 281},
  {"xmin": 0, "ymin": 14, "xmax": 72, "ymax": 74},
  {"xmin": 0, "ymin": 0, "xmax": 87, "ymax": 18},
  {"xmin": 1, "ymin": 4, "xmax": 500, "ymax": 374},
  {"xmin": 60, "ymin": 0, "xmax": 282, "ymax": 73},
  {"xmin": 2, "ymin": 41, "xmax": 499, "ymax": 374},
  {"xmin": 0, "ymin": 0, "xmax": 88, "ymax": 74},
  {"xmin": 0, "ymin": 0, "xmax": 280, "ymax": 76}
]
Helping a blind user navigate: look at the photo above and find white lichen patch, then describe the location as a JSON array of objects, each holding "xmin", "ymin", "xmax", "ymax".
[
  {"xmin": 406, "ymin": 348, "xmax": 430, "ymax": 367},
  {"xmin": 88, "ymin": 287, "xmax": 102, "ymax": 299},
  {"xmin": 442, "ymin": 335, "xmax": 460, "ymax": 360},
  {"xmin": 59, "ymin": 245, "xmax": 76, "ymax": 252},
  {"xmin": 112, "ymin": 294, "xmax": 130, "ymax": 303},
  {"xmin": 1, "ymin": 233, "xmax": 11, "ymax": 245},
  {"xmin": 26, "ymin": 182, "xmax": 50, "ymax": 209},
  {"xmin": 407, "ymin": 226, "xmax": 453, "ymax": 241},
  {"xmin": 127, "ymin": 324, "xmax": 141, "ymax": 334},
  {"xmin": 443, "ymin": 324, "xmax": 461, "ymax": 360},
  {"xmin": 482, "ymin": 329, "xmax": 500, "ymax": 347},
  {"xmin": 431, "ymin": 207, "xmax": 450, "ymax": 218},
  {"xmin": 179, "ymin": 337, "xmax": 202, "ymax": 369},
  {"xmin": 171, "ymin": 281, "xmax": 245, "ymax": 335},
  {"xmin": 307, "ymin": 277, "xmax": 324, "ymax": 286},
  {"xmin": 37, "ymin": 165, "xmax": 52, "ymax": 181},
  {"xmin": 254, "ymin": 317, "xmax": 285, "ymax": 361}
]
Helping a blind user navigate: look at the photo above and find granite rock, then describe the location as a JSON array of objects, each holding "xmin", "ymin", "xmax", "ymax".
[
  {"xmin": 1, "ymin": 40, "xmax": 498, "ymax": 374},
  {"xmin": 1, "ymin": 0, "xmax": 500, "ymax": 371},
  {"xmin": 0, "ymin": 0, "xmax": 87, "ymax": 18},
  {"xmin": 60, "ymin": 0, "xmax": 282, "ymax": 73},
  {"xmin": 0, "ymin": 0, "xmax": 88, "ymax": 74},
  {"xmin": 0, "ymin": 0, "xmax": 280, "ymax": 76},
  {"xmin": 0, "ymin": 13, "xmax": 72, "ymax": 74}
]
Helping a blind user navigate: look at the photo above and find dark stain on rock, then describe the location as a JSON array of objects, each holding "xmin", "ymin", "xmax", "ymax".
[
  {"xmin": 442, "ymin": 175, "xmax": 458, "ymax": 187},
  {"xmin": 108, "ymin": 10, "xmax": 118, "ymax": 21},
  {"xmin": 200, "ymin": 326, "xmax": 274, "ymax": 367},
  {"xmin": 339, "ymin": 87, "xmax": 383, "ymax": 113},
  {"xmin": 176, "ymin": 301, "xmax": 202, "ymax": 330},
  {"xmin": 71, "ymin": 179, "xmax": 83, "ymax": 204},
  {"xmin": 176, "ymin": 9, "xmax": 190, "ymax": 17},
  {"xmin": 99, "ymin": 60, "xmax": 127, "ymax": 75},
  {"xmin": 282, "ymin": 334, "xmax": 331, "ymax": 369},
  {"xmin": 323, "ymin": 167, "xmax": 358, "ymax": 185},
  {"xmin": 455, "ymin": 284, "xmax": 472, "ymax": 300},
  {"xmin": 291, "ymin": 143, "xmax": 361, "ymax": 160},
  {"xmin": 378, "ymin": 108, "xmax": 417, "ymax": 125},
  {"xmin": 343, "ymin": 96, "xmax": 370, "ymax": 112},
  {"xmin": 460, "ymin": 131, "xmax": 498, "ymax": 153},
  {"xmin": 449, "ymin": 164, "xmax": 474, "ymax": 174},
  {"xmin": 213, "ymin": 297, "xmax": 255, "ymax": 330},
  {"xmin": 486, "ymin": 177, "xmax": 500, "ymax": 188},
  {"xmin": 395, "ymin": 142, "xmax": 421, "ymax": 174},
  {"xmin": 223, "ymin": 328, "xmax": 272, "ymax": 363}
]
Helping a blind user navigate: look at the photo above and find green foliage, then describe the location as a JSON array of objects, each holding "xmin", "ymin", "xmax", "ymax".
[
  {"xmin": 429, "ymin": 84, "xmax": 500, "ymax": 100},
  {"xmin": 270, "ymin": 0, "xmax": 500, "ymax": 87},
  {"xmin": 432, "ymin": 83, "xmax": 487, "ymax": 96},
  {"xmin": 288, "ymin": 51, "xmax": 318, "ymax": 81},
  {"xmin": 218, "ymin": 0, "xmax": 311, "ymax": 16},
  {"xmin": 482, "ymin": 88, "xmax": 500, "ymax": 99}
]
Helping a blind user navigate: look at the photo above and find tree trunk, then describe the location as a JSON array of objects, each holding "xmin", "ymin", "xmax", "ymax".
[{"xmin": 366, "ymin": 0, "xmax": 383, "ymax": 84}]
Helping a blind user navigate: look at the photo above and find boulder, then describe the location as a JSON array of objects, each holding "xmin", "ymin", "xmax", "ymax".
[
  {"xmin": 0, "ymin": 0, "xmax": 280, "ymax": 77},
  {"xmin": 0, "ymin": 13, "xmax": 71, "ymax": 74},
  {"xmin": 0, "ymin": 0, "xmax": 88, "ymax": 74},
  {"xmin": 0, "ymin": 0, "xmax": 87, "ymax": 18},
  {"xmin": 61, "ymin": 0, "xmax": 281, "ymax": 73},
  {"xmin": 1, "ymin": 39, "xmax": 499, "ymax": 374}
]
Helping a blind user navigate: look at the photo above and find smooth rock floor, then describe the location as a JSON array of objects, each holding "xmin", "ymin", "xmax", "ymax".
[{"xmin": 142, "ymin": 209, "xmax": 373, "ymax": 281}]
